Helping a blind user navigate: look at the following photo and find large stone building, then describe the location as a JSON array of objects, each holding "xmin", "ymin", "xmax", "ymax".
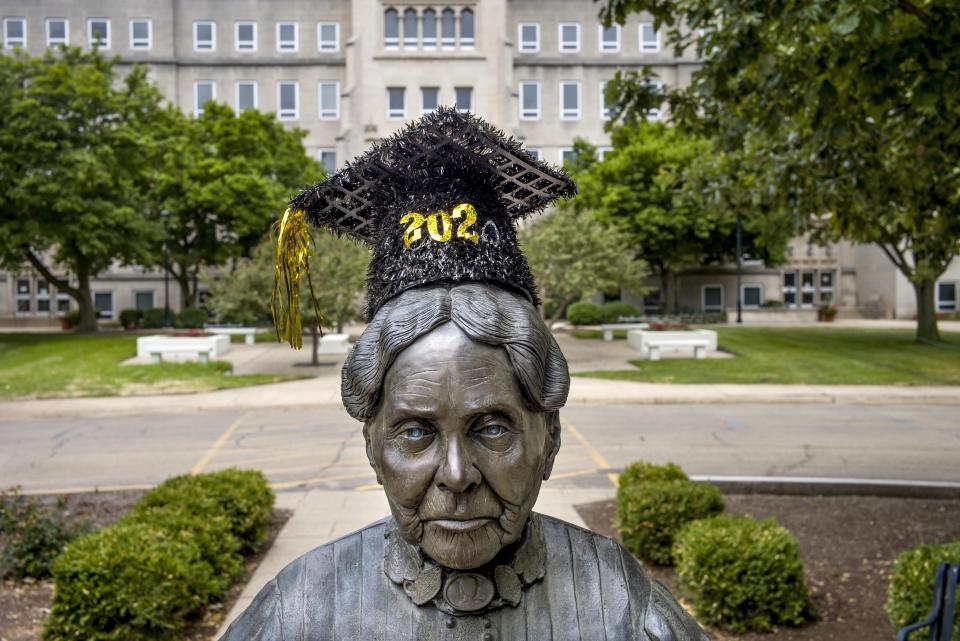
[{"xmin": 2, "ymin": 0, "xmax": 958, "ymax": 325}]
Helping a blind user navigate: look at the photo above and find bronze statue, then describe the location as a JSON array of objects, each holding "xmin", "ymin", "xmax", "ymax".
[{"xmin": 221, "ymin": 108, "xmax": 708, "ymax": 641}]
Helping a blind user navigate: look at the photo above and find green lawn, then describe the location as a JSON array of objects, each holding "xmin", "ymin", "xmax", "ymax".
[
  {"xmin": 0, "ymin": 333, "xmax": 300, "ymax": 400},
  {"xmin": 576, "ymin": 327, "xmax": 960, "ymax": 385}
]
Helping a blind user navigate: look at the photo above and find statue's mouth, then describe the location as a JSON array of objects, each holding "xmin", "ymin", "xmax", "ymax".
[{"xmin": 425, "ymin": 517, "xmax": 496, "ymax": 533}]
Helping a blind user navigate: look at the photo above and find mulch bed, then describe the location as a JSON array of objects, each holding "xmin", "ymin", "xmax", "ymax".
[
  {"xmin": 0, "ymin": 491, "xmax": 290, "ymax": 641},
  {"xmin": 576, "ymin": 494, "xmax": 960, "ymax": 641}
]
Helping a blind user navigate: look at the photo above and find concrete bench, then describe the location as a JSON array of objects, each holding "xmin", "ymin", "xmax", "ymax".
[
  {"xmin": 136, "ymin": 335, "xmax": 230, "ymax": 364},
  {"xmin": 600, "ymin": 323, "xmax": 649, "ymax": 341},
  {"xmin": 318, "ymin": 333, "xmax": 352, "ymax": 355},
  {"xmin": 205, "ymin": 326, "xmax": 259, "ymax": 345},
  {"xmin": 627, "ymin": 329, "xmax": 717, "ymax": 361}
]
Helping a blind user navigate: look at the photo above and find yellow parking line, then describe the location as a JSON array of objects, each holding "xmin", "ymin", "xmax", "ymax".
[
  {"xmin": 270, "ymin": 471, "xmax": 376, "ymax": 490},
  {"xmin": 549, "ymin": 468, "xmax": 600, "ymax": 481},
  {"xmin": 190, "ymin": 412, "xmax": 249, "ymax": 475},
  {"xmin": 355, "ymin": 483, "xmax": 382, "ymax": 492},
  {"xmin": 566, "ymin": 422, "xmax": 619, "ymax": 488}
]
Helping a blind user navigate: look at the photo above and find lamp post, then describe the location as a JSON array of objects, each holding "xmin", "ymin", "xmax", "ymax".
[
  {"xmin": 161, "ymin": 209, "xmax": 171, "ymax": 328},
  {"xmin": 735, "ymin": 212, "xmax": 743, "ymax": 324}
]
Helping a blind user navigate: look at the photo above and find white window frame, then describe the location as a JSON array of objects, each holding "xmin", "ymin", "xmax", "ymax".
[
  {"xmin": 702, "ymin": 284, "xmax": 725, "ymax": 313},
  {"xmin": 235, "ymin": 80, "xmax": 258, "ymax": 113},
  {"xmin": 88, "ymin": 18, "xmax": 111, "ymax": 49},
  {"xmin": 384, "ymin": 8, "xmax": 399, "ymax": 49},
  {"xmin": 454, "ymin": 86, "xmax": 473, "ymax": 113},
  {"xmin": 134, "ymin": 290, "xmax": 155, "ymax": 311},
  {"xmin": 558, "ymin": 22, "xmax": 580, "ymax": 53},
  {"xmin": 235, "ymin": 21, "xmax": 257, "ymax": 52},
  {"xmin": 36, "ymin": 280, "xmax": 51, "ymax": 313},
  {"xmin": 559, "ymin": 147, "xmax": 576, "ymax": 166},
  {"xmin": 440, "ymin": 9, "xmax": 456, "ymax": 49},
  {"xmin": 645, "ymin": 79, "xmax": 663, "ymax": 120},
  {"xmin": 421, "ymin": 9, "xmax": 437, "ymax": 48},
  {"xmin": 597, "ymin": 146, "xmax": 613, "ymax": 161},
  {"xmin": 517, "ymin": 22, "xmax": 539, "ymax": 53},
  {"xmin": 402, "ymin": 8, "xmax": 418, "ymax": 49},
  {"xmin": 276, "ymin": 22, "xmax": 298, "ymax": 52},
  {"xmin": 519, "ymin": 81, "xmax": 540, "ymax": 120},
  {"xmin": 56, "ymin": 293, "xmax": 70, "ymax": 314},
  {"xmin": 639, "ymin": 22, "xmax": 661, "ymax": 52},
  {"xmin": 598, "ymin": 24, "xmax": 620, "ymax": 53},
  {"xmin": 317, "ymin": 22, "xmax": 339, "ymax": 51},
  {"xmin": 459, "ymin": 8, "xmax": 474, "ymax": 48},
  {"xmin": 318, "ymin": 148, "xmax": 337, "ymax": 175},
  {"xmin": 741, "ymin": 283, "xmax": 764, "ymax": 309},
  {"xmin": 94, "ymin": 291, "xmax": 115, "ymax": 320},
  {"xmin": 936, "ymin": 280, "xmax": 958, "ymax": 312},
  {"xmin": 600, "ymin": 80, "xmax": 613, "ymax": 119},
  {"xmin": 420, "ymin": 86, "xmax": 439, "ymax": 116},
  {"xmin": 46, "ymin": 18, "xmax": 68, "ymax": 46},
  {"xmin": 194, "ymin": 80, "xmax": 216, "ymax": 117},
  {"xmin": 526, "ymin": 148, "xmax": 542, "ymax": 162},
  {"xmin": 129, "ymin": 19, "xmax": 152, "ymax": 50},
  {"xmin": 4, "ymin": 17, "xmax": 26, "ymax": 49},
  {"xmin": 193, "ymin": 21, "xmax": 215, "ymax": 52},
  {"xmin": 277, "ymin": 81, "xmax": 299, "ymax": 120},
  {"xmin": 559, "ymin": 80, "xmax": 581, "ymax": 120},
  {"xmin": 318, "ymin": 81, "xmax": 340, "ymax": 120},
  {"xmin": 386, "ymin": 86, "xmax": 406, "ymax": 119},
  {"xmin": 14, "ymin": 278, "xmax": 31, "ymax": 315}
]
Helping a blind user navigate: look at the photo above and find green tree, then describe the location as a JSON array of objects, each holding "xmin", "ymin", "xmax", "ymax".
[
  {"xmin": 206, "ymin": 229, "xmax": 369, "ymax": 364},
  {"xmin": 0, "ymin": 47, "xmax": 165, "ymax": 332},
  {"xmin": 150, "ymin": 102, "xmax": 317, "ymax": 308},
  {"xmin": 520, "ymin": 206, "xmax": 647, "ymax": 323},
  {"xmin": 572, "ymin": 125, "xmax": 789, "ymax": 313},
  {"xmin": 598, "ymin": 0, "xmax": 960, "ymax": 340}
]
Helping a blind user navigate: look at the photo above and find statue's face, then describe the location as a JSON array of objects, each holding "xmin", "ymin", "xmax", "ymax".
[{"xmin": 365, "ymin": 322, "xmax": 560, "ymax": 570}]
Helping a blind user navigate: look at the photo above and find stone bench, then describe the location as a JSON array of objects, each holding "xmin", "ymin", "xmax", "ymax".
[
  {"xmin": 318, "ymin": 333, "xmax": 352, "ymax": 355},
  {"xmin": 627, "ymin": 329, "xmax": 718, "ymax": 361},
  {"xmin": 136, "ymin": 335, "xmax": 231, "ymax": 364},
  {"xmin": 205, "ymin": 326, "xmax": 259, "ymax": 345},
  {"xmin": 600, "ymin": 323, "xmax": 649, "ymax": 341}
]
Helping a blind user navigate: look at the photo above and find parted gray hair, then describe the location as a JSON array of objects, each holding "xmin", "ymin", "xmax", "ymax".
[{"xmin": 341, "ymin": 283, "xmax": 570, "ymax": 421}]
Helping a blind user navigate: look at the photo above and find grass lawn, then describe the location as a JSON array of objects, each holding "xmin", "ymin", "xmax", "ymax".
[
  {"xmin": 572, "ymin": 329, "xmax": 629, "ymax": 340},
  {"xmin": 0, "ymin": 333, "xmax": 301, "ymax": 400},
  {"xmin": 576, "ymin": 327, "xmax": 960, "ymax": 385}
]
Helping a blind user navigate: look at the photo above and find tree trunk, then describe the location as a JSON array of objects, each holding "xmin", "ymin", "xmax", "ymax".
[
  {"xmin": 311, "ymin": 324, "xmax": 319, "ymax": 366},
  {"xmin": 913, "ymin": 278, "xmax": 941, "ymax": 342},
  {"xmin": 548, "ymin": 296, "xmax": 575, "ymax": 325},
  {"xmin": 336, "ymin": 320, "xmax": 343, "ymax": 333},
  {"xmin": 75, "ymin": 267, "xmax": 98, "ymax": 333},
  {"xmin": 658, "ymin": 266, "xmax": 670, "ymax": 316}
]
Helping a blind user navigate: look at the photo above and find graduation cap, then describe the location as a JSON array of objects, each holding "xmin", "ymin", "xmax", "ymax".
[{"xmin": 272, "ymin": 106, "xmax": 577, "ymax": 348}]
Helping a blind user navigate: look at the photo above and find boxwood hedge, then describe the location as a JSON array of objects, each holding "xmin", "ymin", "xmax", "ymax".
[
  {"xmin": 885, "ymin": 540, "xmax": 960, "ymax": 639},
  {"xmin": 43, "ymin": 468, "xmax": 274, "ymax": 641}
]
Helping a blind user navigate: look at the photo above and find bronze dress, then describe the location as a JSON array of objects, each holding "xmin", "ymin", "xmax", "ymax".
[{"xmin": 219, "ymin": 513, "xmax": 708, "ymax": 641}]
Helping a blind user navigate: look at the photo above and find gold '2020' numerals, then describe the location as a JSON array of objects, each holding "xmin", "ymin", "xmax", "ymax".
[{"xmin": 400, "ymin": 203, "xmax": 480, "ymax": 248}]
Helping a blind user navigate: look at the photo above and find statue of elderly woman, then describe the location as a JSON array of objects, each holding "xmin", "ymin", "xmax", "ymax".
[{"xmin": 221, "ymin": 108, "xmax": 708, "ymax": 641}]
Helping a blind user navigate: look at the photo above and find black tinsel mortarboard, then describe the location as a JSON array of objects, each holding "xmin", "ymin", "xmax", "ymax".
[{"xmin": 271, "ymin": 106, "xmax": 577, "ymax": 348}]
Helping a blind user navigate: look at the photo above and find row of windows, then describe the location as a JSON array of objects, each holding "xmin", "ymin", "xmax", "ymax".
[
  {"xmin": 1, "ymin": 17, "xmax": 340, "ymax": 53},
  {"xmin": 383, "ymin": 7, "xmax": 473, "ymax": 50},
  {"xmin": 193, "ymin": 80, "xmax": 345, "ymax": 120},
  {"xmin": 518, "ymin": 80, "xmax": 663, "ymax": 121},
  {"xmin": 12, "ymin": 277, "xmax": 70, "ymax": 314},
  {"xmin": 517, "ymin": 21, "xmax": 661, "ymax": 54},
  {"xmin": 383, "ymin": 86, "xmax": 474, "ymax": 118}
]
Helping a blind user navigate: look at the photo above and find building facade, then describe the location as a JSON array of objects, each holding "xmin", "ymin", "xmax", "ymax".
[{"xmin": 2, "ymin": 0, "xmax": 958, "ymax": 324}]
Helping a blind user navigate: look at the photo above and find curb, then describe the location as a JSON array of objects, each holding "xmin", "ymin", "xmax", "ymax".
[{"xmin": 687, "ymin": 475, "xmax": 960, "ymax": 500}]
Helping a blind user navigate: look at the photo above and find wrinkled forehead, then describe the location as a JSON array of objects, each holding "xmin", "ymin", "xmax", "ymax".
[{"xmin": 379, "ymin": 322, "xmax": 526, "ymax": 418}]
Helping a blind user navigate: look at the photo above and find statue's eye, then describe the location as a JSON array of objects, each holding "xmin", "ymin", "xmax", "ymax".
[
  {"xmin": 402, "ymin": 425, "xmax": 429, "ymax": 439},
  {"xmin": 478, "ymin": 424, "xmax": 506, "ymax": 437}
]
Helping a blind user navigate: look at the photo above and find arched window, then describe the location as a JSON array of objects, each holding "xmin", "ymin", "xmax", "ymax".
[
  {"xmin": 460, "ymin": 8, "xmax": 474, "ymax": 48},
  {"xmin": 422, "ymin": 8, "xmax": 437, "ymax": 48},
  {"xmin": 403, "ymin": 8, "xmax": 418, "ymax": 48},
  {"xmin": 384, "ymin": 8, "xmax": 398, "ymax": 48},
  {"xmin": 441, "ymin": 8, "xmax": 455, "ymax": 48}
]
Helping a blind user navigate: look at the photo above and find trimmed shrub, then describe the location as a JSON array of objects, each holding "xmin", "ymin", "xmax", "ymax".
[
  {"xmin": 601, "ymin": 301, "xmax": 641, "ymax": 323},
  {"xmin": 616, "ymin": 479, "xmax": 724, "ymax": 565},
  {"xmin": 673, "ymin": 514, "xmax": 815, "ymax": 633},
  {"xmin": 142, "ymin": 307, "xmax": 166, "ymax": 329},
  {"xmin": 43, "ymin": 469, "xmax": 274, "ymax": 641},
  {"xmin": 65, "ymin": 310, "xmax": 81, "ymax": 328},
  {"xmin": 0, "ymin": 491, "xmax": 89, "ymax": 579},
  {"xmin": 885, "ymin": 541, "xmax": 960, "ymax": 638},
  {"xmin": 44, "ymin": 522, "xmax": 221, "ymax": 641},
  {"xmin": 174, "ymin": 307, "xmax": 208, "ymax": 329},
  {"xmin": 618, "ymin": 460, "xmax": 688, "ymax": 491},
  {"xmin": 118, "ymin": 309, "xmax": 142, "ymax": 329},
  {"xmin": 134, "ymin": 468, "xmax": 274, "ymax": 552},
  {"xmin": 567, "ymin": 301, "xmax": 606, "ymax": 325}
]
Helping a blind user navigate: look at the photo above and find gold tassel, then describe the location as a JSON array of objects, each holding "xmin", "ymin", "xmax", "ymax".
[{"xmin": 271, "ymin": 208, "xmax": 324, "ymax": 349}]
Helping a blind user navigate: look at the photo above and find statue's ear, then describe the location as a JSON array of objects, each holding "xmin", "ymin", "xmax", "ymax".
[
  {"xmin": 363, "ymin": 421, "xmax": 383, "ymax": 485},
  {"xmin": 541, "ymin": 411, "xmax": 562, "ymax": 480}
]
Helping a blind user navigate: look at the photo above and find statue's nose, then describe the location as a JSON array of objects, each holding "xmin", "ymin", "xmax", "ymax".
[{"xmin": 435, "ymin": 433, "xmax": 481, "ymax": 494}]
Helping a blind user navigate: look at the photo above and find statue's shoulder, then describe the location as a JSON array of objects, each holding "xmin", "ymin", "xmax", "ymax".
[
  {"xmin": 534, "ymin": 513, "xmax": 710, "ymax": 641},
  {"xmin": 218, "ymin": 517, "xmax": 392, "ymax": 641}
]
